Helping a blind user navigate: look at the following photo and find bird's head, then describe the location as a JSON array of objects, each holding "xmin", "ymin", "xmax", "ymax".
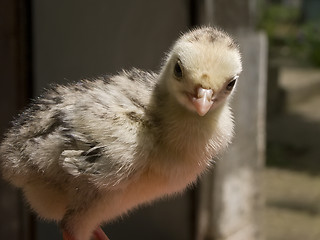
[{"xmin": 160, "ymin": 27, "xmax": 242, "ymax": 116}]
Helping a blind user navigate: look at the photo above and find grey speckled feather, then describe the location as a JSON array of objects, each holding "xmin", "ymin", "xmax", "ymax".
[
  {"xmin": 0, "ymin": 27, "xmax": 242, "ymax": 240},
  {"xmin": 1, "ymin": 69, "xmax": 157, "ymax": 186}
]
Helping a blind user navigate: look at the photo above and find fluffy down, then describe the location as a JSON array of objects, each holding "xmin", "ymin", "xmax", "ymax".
[{"xmin": 0, "ymin": 26, "xmax": 242, "ymax": 240}]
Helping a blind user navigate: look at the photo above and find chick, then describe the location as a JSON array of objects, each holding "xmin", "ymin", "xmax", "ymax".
[{"xmin": 0, "ymin": 27, "xmax": 242, "ymax": 240}]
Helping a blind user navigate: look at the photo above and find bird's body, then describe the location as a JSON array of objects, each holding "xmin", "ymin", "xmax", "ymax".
[{"xmin": 0, "ymin": 27, "xmax": 242, "ymax": 240}]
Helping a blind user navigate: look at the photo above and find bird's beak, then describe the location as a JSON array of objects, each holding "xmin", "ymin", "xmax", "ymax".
[{"xmin": 189, "ymin": 87, "xmax": 214, "ymax": 116}]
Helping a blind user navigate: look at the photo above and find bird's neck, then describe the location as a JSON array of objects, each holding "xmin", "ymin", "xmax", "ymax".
[{"xmin": 148, "ymin": 80, "xmax": 228, "ymax": 156}]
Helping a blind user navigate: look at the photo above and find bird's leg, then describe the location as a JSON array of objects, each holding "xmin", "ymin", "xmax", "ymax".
[
  {"xmin": 60, "ymin": 195, "xmax": 111, "ymax": 240},
  {"xmin": 62, "ymin": 227, "xmax": 109, "ymax": 240},
  {"xmin": 92, "ymin": 227, "xmax": 110, "ymax": 240},
  {"xmin": 63, "ymin": 230, "xmax": 77, "ymax": 240}
]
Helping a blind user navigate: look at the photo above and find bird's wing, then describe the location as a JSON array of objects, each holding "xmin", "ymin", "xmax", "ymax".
[
  {"xmin": 59, "ymin": 131, "xmax": 139, "ymax": 188},
  {"xmin": 60, "ymin": 146, "xmax": 105, "ymax": 176},
  {"xmin": 57, "ymin": 70, "xmax": 156, "ymax": 187}
]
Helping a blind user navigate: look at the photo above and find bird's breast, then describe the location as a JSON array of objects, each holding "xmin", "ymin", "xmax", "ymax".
[
  {"xmin": 119, "ymin": 154, "xmax": 206, "ymax": 209},
  {"xmin": 97, "ymin": 142, "xmax": 212, "ymax": 222}
]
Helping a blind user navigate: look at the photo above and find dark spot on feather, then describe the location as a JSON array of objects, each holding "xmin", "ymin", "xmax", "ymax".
[
  {"xmin": 126, "ymin": 70, "xmax": 141, "ymax": 82},
  {"xmin": 126, "ymin": 111, "xmax": 143, "ymax": 123},
  {"xmin": 127, "ymin": 74, "xmax": 135, "ymax": 81},
  {"xmin": 83, "ymin": 155, "xmax": 100, "ymax": 163},
  {"xmin": 81, "ymin": 146, "xmax": 104, "ymax": 163},
  {"xmin": 82, "ymin": 147, "xmax": 101, "ymax": 156},
  {"xmin": 102, "ymin": 74, "xmax": 112, "ymax": 82},
  {"xmin": 112, "ymin": 115, "xmax": 120, "ymax": 121},
  {"xmin": 27, "ymin": 138, "xmax": 37, "ymax": 144},
  {"xmin": 32, "ymin": 111, "xmax": 66, "ymax": 139},
  {"xmin": 228, "ymin": 40, "xmax": 238, "ymax": 49},
  {"xmin": 12, "ymin": 107, "xmax": 34, "ymax": 129},
  {"xmin": 77, "ymin": 167, "xmax": 86, "ymax": 173},
  {"xmin": 89, "ymin": 143, "xmax": 97, "ymax": 148},
  {"xmin": 52, "ymin": 96, "xmax": 62, "ymax": 104},
  {"xmin": 73, "ymin": 83, "xmax": 87, "ymax": 92},
  {"xmin": 125, "ymin": 69, "xmax": 155, "ymax": 88},
  {"xmin": 129, "ymin": 96, "xmax": 146, "ymax": 110},
  {"xmin": 208, "ymin": 34, "xmax": 216, "ymax": 42},
  {"xmin": 37, "ymin": 96, "xmax": 63, "ymax": 107},
  {"xmin": 62, "ymin": 132, "xmax": 76, "ymax": 145},
  {"xmin": 126, "ymin": 111, "xmax": 154, "ymax": 129}
]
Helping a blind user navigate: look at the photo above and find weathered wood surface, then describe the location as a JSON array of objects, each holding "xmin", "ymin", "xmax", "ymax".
[{"xmin": 0, "ymin": 0, "xmax": 32, "ymax": 239}]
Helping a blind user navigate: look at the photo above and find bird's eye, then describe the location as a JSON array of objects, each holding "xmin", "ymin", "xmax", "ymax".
[
  {"xmin": 226, "ymin": 76, "xmax": 238, "ymax": 91},
  {"xmin": 173, "ymin": 60, "xmax": 183, "ymax": 79}
]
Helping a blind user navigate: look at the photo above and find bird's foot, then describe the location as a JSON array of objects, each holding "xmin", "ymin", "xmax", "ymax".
[
  {"xmin": 62, "ymin": 227, "xmax": 109, "ymax": 240},
  {"xmin": 63, "ymin": 230, "xmax": 76, "ymax": 240},
  {"xmin": 92, "ymin": 227, "xmax": 110, "ymax": 240}
]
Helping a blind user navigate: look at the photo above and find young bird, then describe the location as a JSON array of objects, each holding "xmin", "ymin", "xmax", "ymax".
[{"xmin": 0, "ymin": 27, "xmax": 242, "ymax": 240}]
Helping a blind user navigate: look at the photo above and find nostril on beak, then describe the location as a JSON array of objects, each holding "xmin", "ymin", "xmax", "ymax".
[
  {"xmin": 196, "ymin": 86, "xmax": 213, "ymax": 100},
  {"xmin": 197, "ymin": 88, "xmax": 206, "ymax": 98}
]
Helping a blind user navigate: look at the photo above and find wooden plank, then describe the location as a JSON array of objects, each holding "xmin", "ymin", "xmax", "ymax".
[{"xmin": 0, "ymin": 0, "xmax": 33, "ymax": 239}]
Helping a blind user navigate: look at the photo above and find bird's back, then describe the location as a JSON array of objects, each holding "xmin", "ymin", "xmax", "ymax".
[{"xmin": 0, "ymin": 69, "xmax": 157, "ymax": 188}]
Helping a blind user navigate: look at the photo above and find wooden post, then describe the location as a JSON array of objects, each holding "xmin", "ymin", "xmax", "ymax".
[
  {"xmin": 196, "ymin": 1, "xmax": 268, "ymax": 240},
  {"xmin": 0, "ymin": 0, "xmax": 33, "ymax": 239}
]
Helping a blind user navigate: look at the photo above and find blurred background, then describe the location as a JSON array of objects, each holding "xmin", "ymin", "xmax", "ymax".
[
  {"xmin": 0, "ymin": 0, "xmax": 319, "ymax": 240},
  {"xmin": 260, "ymin": 1, "xmax": 320, "ymax": 240}
]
